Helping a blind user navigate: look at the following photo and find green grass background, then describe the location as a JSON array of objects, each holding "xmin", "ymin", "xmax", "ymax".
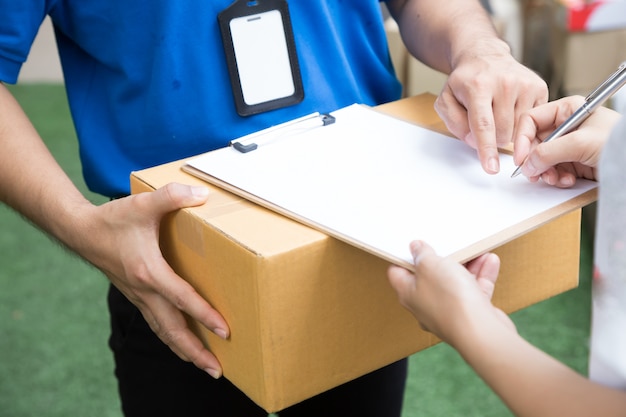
[{"xmin": 0, "ymin": 84, "xmax": 593, "ymax": 416}]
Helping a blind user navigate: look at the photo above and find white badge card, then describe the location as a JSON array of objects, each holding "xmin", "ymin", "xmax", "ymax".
[{"xmin": 219, "ymin": 0, "xmax": 304, "ymax": 116}]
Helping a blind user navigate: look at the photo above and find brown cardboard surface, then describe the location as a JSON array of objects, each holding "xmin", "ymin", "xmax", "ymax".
[{"xmin": 131, "ymin": 94, "xmax": 587, "ymax": 412}]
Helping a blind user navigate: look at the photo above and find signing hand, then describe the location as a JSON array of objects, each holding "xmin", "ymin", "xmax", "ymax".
[{"xmin": 513, "ymin": 95, "xmax": 621, "ymax": 187}]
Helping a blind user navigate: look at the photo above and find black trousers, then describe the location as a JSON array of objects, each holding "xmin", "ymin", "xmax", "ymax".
[{"xmin": 108, "ymin": 285, "xmax": 407, "ymax": 417}]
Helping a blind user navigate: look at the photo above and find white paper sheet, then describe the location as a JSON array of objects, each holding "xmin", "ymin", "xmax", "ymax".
[{"xmin": 185, "ymin": 104, "xmax": 597, "ymax": 268}]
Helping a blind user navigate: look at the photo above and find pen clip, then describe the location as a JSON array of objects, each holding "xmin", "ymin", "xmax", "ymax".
[{"xmin": 585, "ymin": 62, "xmax": 626, "ymax": 102}]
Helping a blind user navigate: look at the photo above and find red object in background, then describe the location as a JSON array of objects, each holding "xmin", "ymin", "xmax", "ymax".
[{"xmin": 568, "ymin": 1, "xmax": 605, "ymax": 31}]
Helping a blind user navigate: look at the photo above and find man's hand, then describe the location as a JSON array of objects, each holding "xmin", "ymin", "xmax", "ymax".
[
  {"xmin": 82, "ymin": 183, "xmax": 229, "ymax": 378},
  {"xmin": 435, "ymin": 50, "xmax": 548, "ymax": 174}
]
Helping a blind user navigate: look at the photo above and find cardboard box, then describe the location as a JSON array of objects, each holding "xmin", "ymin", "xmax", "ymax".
[
  {"xmin": 552, "ymin": 0, "xmax": 626, "ymax": 32},
  {"xmin": 548, "ymin": 24, "xmax": 626, "ymax": 97},
  {"xmin": 548, "ymin": 0, "xmax": 626, "ymax": 97},
  {"xmin": 130, "ymin": 94, "xmax": 587, "ymax": 412}
]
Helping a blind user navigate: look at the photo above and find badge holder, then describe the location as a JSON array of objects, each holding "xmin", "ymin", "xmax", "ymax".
[{"xmin": 218, "ymin": 0, "xmax": 304, "ymax": 116}]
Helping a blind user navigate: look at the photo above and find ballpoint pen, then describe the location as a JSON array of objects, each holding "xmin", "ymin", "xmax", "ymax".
[{"xmin": 511, "ymin": 61, "xmax": 626, "ymax": 178}]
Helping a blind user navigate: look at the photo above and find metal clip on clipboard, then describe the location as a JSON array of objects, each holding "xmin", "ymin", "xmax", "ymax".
[{"xmin": 230, "ymin": 112, "xmax": 336, "ymax": 153}]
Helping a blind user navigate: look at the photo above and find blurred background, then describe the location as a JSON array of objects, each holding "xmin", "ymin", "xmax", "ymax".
[{"xmin": 3, "ymin": 0, "xmax": 625, "ymax": 416}]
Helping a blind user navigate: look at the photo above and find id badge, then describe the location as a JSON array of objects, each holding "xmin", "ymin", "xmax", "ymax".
[{"xmin": 218, "ymin": 0, "xmax": 304, "ymax": 116}]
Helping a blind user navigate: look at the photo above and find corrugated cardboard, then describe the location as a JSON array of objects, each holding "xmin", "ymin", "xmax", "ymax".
[{"xmin": 130, "ymin": 94, "xmax": 586, "ymax": 412}]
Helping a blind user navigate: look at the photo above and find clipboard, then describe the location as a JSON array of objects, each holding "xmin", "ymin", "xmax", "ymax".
[{"xmin": 183, "ymin": 103, "xmax": 597, "ymax": 270}]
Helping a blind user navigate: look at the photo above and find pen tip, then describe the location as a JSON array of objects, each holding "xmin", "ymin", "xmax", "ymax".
[{"xmin": 511, "ymin": 166, "xmax": 522, "ymax": 178}]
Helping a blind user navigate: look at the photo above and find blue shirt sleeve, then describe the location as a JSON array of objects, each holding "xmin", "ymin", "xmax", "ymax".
[{"xmin": 0, "ymin": 0, "xmax": 50, "ymax": 83}]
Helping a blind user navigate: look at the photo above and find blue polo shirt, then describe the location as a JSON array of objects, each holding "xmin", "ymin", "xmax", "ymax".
[{"xmin": 0, "ymin": 1, "xmax": 401, "ymax": 197}]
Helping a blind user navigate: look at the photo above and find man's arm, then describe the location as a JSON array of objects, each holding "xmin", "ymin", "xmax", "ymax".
[
  {"xmin": 386, "ymin": 0, "xmax": 502, "ymax": 75},
  {"xmin": 386, "ymin": 0, "xmax": 548, "ymax": 174},
  {"xmin": 0, "ymin": 83, "xmax": 229, "ymax": 378}
]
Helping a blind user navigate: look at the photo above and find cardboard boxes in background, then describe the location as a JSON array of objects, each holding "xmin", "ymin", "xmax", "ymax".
[
  {"xmin": 549, "ymin": 27, "xmax": 626, "ymax": 97},
  {"xmin": 130, "ymin": 94, "xmax": 588, "ymax": 412},
  {"xmin": 548, "ymin": 0, "xmax": 626, "ymax": 97}
]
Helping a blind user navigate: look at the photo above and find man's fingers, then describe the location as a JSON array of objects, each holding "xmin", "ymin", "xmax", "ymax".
[
  {"xmin": 150, "ymin": 257, "xmax": 230, "ymax": 339},
  {"xmin": 141, "ymin": 183, "xmax": 210, "ymax": 217},
  {"xmin": 435, "ymin": 87, "xmax": 470, "ymax": 145},
  {"xmin": 436, "ymin": 85, "xmax": 501, "ymax": 174},
  {"xmin": 163, "ymin": 327, "xmax": 223, "ymax": 379},
  {"xmin": 142, "ymin": 300, "xmax": 224, "ymax": 378},
  {"xmin": 466, "ymin": 99, "xmax": 500, "ymax": 174},
  {"xmin": 491, "ymin": 83, "xmax": 517, "ymax": 147}
]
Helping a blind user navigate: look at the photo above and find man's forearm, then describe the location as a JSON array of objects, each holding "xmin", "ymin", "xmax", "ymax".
[
  {"xmin": 0, "ymin": 83, "xmax": 95, "ymax": 251},
  {"xmin": 386, "ymin": 0, "xmax": 508, "ymax": 74}
]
